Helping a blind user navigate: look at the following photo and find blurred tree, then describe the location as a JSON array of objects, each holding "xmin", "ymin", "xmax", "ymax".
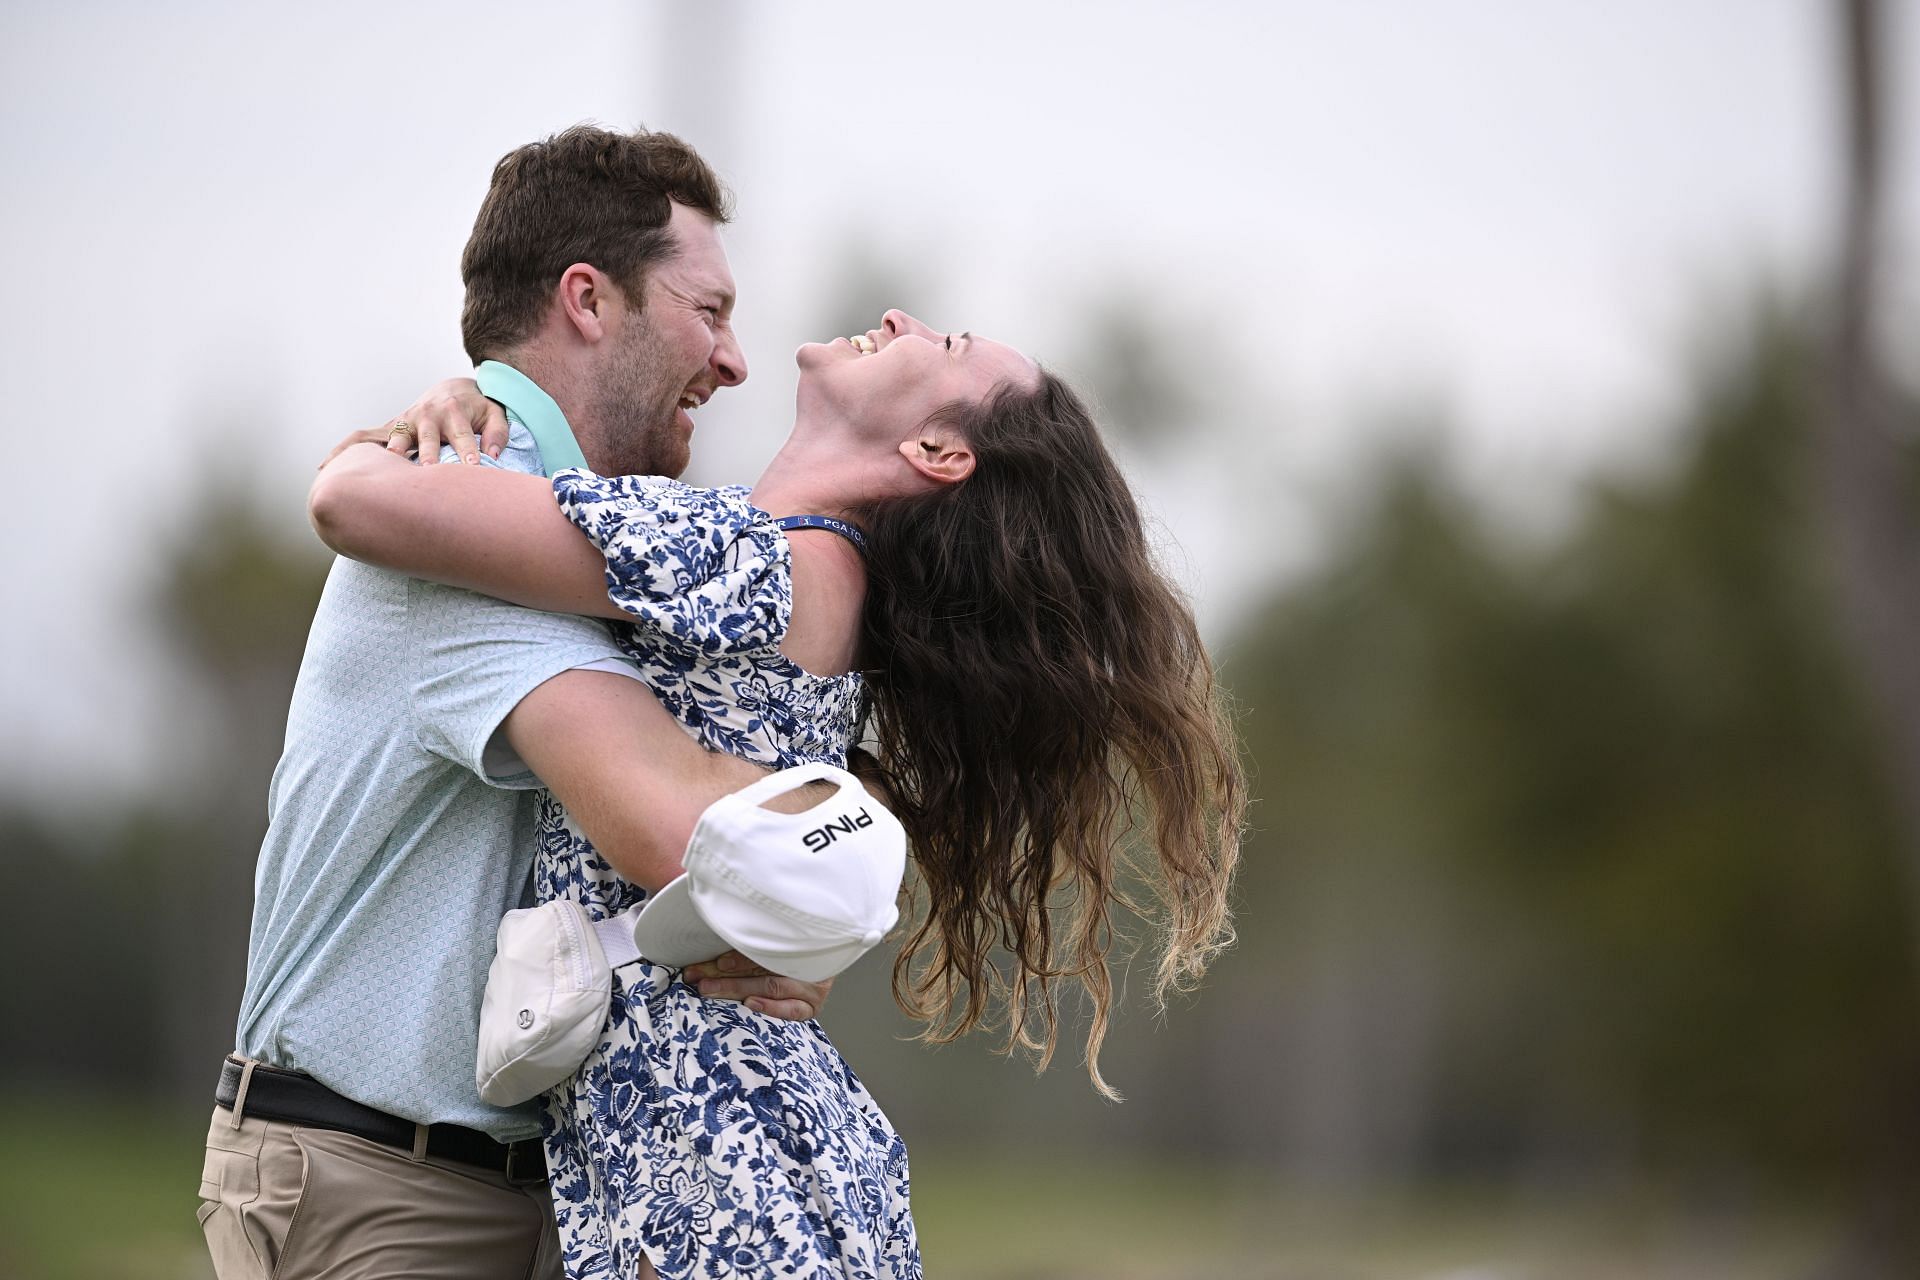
[
  {"xmin": 1219, "ymin": 304, "xmax": 1920, "ymax": 1210},
  {"xmin": 147, "ymin": 481, "xmax": 330, "ymax": 1098},
  {"xmin": 1815, "ymin": 0, "xmax": 1920, "ymax": 981},
  {"xmin": 1065, "ymin": 298, "xmax": 1194, "ymax": 450},
  {"xmin": 0, "ymin": 809, "xmax": 175, "ymax": 1096},
  {"xmin": 0, "ymin": 479, "xmax": 327, "ymax": 1104}
]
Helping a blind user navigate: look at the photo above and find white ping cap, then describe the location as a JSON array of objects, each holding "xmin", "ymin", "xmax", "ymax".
[{"xmin": 627, "ymin": 762, "xmax": 907, "ymax": 983}]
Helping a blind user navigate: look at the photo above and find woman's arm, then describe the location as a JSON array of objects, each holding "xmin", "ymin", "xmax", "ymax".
[{"xmin": 309, "ymin": 443, "xmax": 626, "ymax": 621}]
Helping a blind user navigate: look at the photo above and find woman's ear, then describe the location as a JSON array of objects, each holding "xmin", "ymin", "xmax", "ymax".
[{"xmin": 898, "ymin": 427, "xmax": 975, "ymax": 485}]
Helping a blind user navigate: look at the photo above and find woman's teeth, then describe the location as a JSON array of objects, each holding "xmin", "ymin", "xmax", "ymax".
[{"xmin": 848, "ymin": 335, "xmax": 876, "ymax": 354}]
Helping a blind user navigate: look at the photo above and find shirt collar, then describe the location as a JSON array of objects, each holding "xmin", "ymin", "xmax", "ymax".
[{"xmin": 474, "ymin": 360, "xmax": 589, "ymax": 477}]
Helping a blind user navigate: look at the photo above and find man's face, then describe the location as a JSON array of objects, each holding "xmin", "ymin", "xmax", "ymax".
[
  {"xmin": 794, "ymin": 309, "xmax": 1038, "ymax": 443},
  {"xmin": 586, "ymin": 202, "xmax": 745, "ymax": 477}
]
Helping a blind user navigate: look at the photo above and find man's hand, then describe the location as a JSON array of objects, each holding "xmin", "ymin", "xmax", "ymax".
[
  {"xmin": 683, "ymin": 951, "xmax": 833, "ymax": 1021},
  {"xmin": 499, "ymin": 675, "xmax": 838, "ymax": 1024}
]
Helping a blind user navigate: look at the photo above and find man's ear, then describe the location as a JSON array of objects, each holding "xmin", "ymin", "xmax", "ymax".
[
  {"xmin": 898, "ymin": 427, "xmax": 976, "ymax": 485},
  {"xmin": 557, "ymin": 263, "xmax": 615, "ymax": 343}
]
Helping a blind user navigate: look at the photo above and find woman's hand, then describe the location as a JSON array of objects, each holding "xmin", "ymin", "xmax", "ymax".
[
  {"xmin": 316, "ymin": 378, "xmax": 510, "ymax": 470},
  {"xmin": 389, "ymin": 378, "xmax": 510, "ymax": 465},
  {"xmin": 683, "ymin": 951, "xmax": 834, "ymax": 1021}
]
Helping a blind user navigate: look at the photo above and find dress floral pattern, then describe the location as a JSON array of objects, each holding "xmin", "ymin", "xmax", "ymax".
[{"xmin": 534, "ymin": 470, "xmax": 919, "ymax": 1280}]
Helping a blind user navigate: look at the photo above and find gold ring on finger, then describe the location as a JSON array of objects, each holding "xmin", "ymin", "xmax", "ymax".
[{"xmin": 388, "ymin": 419, "xmax": 417, "ymax": 438}]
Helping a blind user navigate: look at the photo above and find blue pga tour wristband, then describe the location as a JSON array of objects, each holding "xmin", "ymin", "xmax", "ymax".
[{"xmin": 774, "ymin": 514, "xmax": 868, "ymax": 554}]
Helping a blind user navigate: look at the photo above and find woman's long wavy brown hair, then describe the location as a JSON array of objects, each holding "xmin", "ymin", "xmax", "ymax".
[{"xmin": 852, "ymin": 370, "xmax": 1244, "ymax": 1098}]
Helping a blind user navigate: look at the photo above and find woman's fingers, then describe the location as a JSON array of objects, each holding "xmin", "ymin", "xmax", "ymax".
[
  {"xmin": 478, "ymin": 404, "xmax": 510, "ymax": 460},
  {"xmin": 385, "ymin": 418, "xmax": 417, "ymax": 459},
  {"xmin": 412, "ymin": 411, "xmax": 447, "ymax": 464},
  {"xmin": 356, "ymin": 379, "xmax": 501, "ymax": 468},
  {"xmin": 417, "ymin": 400, "xmax": 473, "ymax": 465},
  {"xmin": 409, "ymin": 380, "xmax": 501, "ymax": 466}
]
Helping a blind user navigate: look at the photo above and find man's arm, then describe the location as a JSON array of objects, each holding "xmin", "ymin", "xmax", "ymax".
[{"xmin": 501, "ymin": 669, "xmax": 835, "ymax": 1019}]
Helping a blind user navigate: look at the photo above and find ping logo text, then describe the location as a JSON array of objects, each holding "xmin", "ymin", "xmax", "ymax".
[{"xmin": 802, "ymin": 808, "xmax": 874, "ymax": 852}]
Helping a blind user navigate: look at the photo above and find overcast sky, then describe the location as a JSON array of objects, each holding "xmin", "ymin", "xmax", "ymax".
[{"xmin": 3, "ymin": 1, "xmax": 1914, "ymax": 805}]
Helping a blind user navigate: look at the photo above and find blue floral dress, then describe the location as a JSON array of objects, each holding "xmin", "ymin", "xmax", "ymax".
[{"xmin": 532, "ymin": 470, "xmax": 920, "ymax": 1280}]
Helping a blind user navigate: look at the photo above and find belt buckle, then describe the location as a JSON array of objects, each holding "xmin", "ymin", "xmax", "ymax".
[{"xmin": 504, "ymin": 1139, "xmax": 547, "ymax": 1187}]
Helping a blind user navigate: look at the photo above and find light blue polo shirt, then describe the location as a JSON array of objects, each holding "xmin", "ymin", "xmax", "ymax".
[{"xmin": 235, "ymin": 361, "xmax": 623, "ymax": 1140}]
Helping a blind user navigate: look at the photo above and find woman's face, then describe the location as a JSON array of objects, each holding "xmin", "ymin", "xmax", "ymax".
[{"xmin": 795, "ymin": 309, "xmax": 1038, "ymax": 439}]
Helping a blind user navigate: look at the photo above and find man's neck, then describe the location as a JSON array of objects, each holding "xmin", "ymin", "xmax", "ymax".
[{"xmin": 494, "ymin": 346, "xmax": 601, "ymax": 454}]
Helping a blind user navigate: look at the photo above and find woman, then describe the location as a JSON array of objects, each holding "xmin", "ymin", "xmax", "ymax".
[{"xmin": 312, "ymin": 310, "xmax": 1243, "ymax": 1279}]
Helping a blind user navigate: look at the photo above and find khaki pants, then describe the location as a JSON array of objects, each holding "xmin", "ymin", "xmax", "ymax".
[{"xmin": 198, "ymin": 1106, "xmax": 562, "ymax": 1280}]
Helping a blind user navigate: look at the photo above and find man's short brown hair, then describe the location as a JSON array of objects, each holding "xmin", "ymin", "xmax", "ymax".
[{"xmin": 459, "ymin": 125, "xmax": 732, "ymax": 363}]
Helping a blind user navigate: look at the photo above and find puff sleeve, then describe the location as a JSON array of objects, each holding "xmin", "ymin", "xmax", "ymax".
[{"xmin": 550, "ymin": 470, "xmax": 792, "ymax": 657}]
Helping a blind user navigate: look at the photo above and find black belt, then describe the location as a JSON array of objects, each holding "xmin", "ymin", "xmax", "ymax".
[{"xmin": 215, "ymin": 1057, "xmax": 545, "ymax": 1184}]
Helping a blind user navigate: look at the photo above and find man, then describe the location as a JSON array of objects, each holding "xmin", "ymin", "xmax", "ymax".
[{"xmin": 201, "ymin": 126, "xmax": 824, "ymax": 1280}]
